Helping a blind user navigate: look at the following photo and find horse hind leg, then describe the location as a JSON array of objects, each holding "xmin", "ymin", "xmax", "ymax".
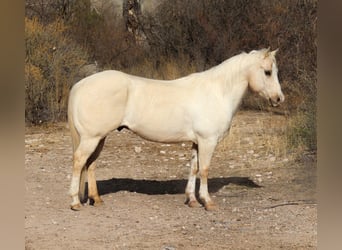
[
  {"xmin": 78, "ymin": 166, "xmax": 88, "ymax": 204},
  {"xmin": 86, "ymin": 137, "xmax": 106, "ymax": 207},
  {"xmin": 69, "ymin": 137, "xmax": 103, "ymax": 210},
  {"xmin": 86, "ymin": 162, "xmax": 103, "ymax": 206}
]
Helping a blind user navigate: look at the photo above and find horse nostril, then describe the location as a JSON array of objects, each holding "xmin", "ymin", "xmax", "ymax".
[{"xmin": 277, "ymin": 97, "xmax": 281, "ymax": 102}]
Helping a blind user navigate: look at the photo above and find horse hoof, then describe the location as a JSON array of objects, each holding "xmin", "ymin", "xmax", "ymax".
[
  {"xmin": 70, "ymin": 203, "xmax": 82, "ymax": 211},
  {"xmin": 188, "ymin": 200, "xmax": 201, "ymax": 208},
  {"xmin": 93, "ymin": 199, "xmax": 104, "ymax": 207},
  {"xmin": 204, "ymin": 202, "xmax": 218, "ymax": 211}
]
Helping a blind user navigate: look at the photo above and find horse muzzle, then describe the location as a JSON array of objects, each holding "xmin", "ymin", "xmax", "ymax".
[{"xmin": 269, "ymin": 93, "xmax": 285, "ymax": 107}]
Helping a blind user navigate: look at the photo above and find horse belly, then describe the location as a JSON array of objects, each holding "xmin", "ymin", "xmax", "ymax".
[
  {"xmin": 124, "ymin": 110, "xmax": 195, "ymax": 143},
  {"xmin": 136, "ymin": 126, "xmax": 193, "ymax": 143},
  {"xmin": 122, "ymin": 80, "xmax": 197, "ymax": 142}
]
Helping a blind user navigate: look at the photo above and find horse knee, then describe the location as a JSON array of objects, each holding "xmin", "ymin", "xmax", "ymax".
[{"xmin": 200, "ymin": 167, "xmax": 209, "ymax": 181}]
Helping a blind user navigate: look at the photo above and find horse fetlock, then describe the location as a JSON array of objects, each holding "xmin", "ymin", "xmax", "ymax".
[
  {"xmin": 70, "ymin": 191, "xmax": 82, "ymax": 209},
  {"xmin": 185, "ymin": 193, "xmax": 201, "ymax": 207},
  {"xmin": 199, "ymin": 193, "xmax": 217, "ymax": 211},
  {"xmin": 70, "ymin": 202, "xmax": 83, "ymax": 211},
  {"xmin": 90, "ymin": 196, "xmax": 104, "ymax": 207},
  {"xmin": 204, "ymin": 201, "xmax": 218, "ymax": 211},
  {"xmin": 187, "ymin": 199, "xmax": 202, "ymax": 208},
  {"xmin": 93, "ymin": 200, "xmax": 104, "ymax": 207}
]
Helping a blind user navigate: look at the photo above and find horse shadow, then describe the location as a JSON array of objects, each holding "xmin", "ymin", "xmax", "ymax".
[{"xmin": 96, "ymin": 176, "xmax": 261, "ymax": 196}]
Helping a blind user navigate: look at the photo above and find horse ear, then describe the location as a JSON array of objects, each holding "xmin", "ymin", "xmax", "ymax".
[
  {"xmin": 264, "ymin": 47, "xmax": 271, "ymax": 58},
  {"xmin": 271, "ymin": 48, "xmax": 279, "ymax": 57}
]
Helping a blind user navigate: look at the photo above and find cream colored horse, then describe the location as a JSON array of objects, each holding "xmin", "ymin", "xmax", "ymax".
[{"xmin": 68, "ymin": 48, "xmax": 284, "ymax": 211}]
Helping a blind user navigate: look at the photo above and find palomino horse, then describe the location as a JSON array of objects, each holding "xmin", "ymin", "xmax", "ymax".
[{"xmin": 68, "ymin": 48, "xmax": 284, "ymax": 211}]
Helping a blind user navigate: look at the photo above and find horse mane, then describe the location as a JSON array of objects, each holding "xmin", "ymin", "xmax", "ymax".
[
  {"xmin": 177, "ymin": 51, "xmax": 249, "ymax": 83},
  {"xmin": 202, "ymin": 51, "xmax": 251, "ymax": 87},
  {"xmin": 206, "ymin": 49, "xmax": 274, "ymax": 82},
  {"xmin": 156, "ymin": 49, "xmax": 267, "ymax": 90}
]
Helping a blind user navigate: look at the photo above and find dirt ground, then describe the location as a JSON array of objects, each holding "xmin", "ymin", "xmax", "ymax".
[{"xmin": 25, "ymin": 111, "xmax": 317, "ymax": 249}]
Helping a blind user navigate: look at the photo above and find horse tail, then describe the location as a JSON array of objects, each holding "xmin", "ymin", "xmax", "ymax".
[
  {"xmin": 68, "ymin": 95, "xmax": 87, "ymax": 203},
  {"xmin": 68, "ymin": 108, "xmax": 80, "ymax": 154}
]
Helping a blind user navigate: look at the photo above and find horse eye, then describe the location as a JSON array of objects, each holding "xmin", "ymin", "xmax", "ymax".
[{"xmin": 264, "ymin": 70, "xmax": 272, "ymax": 76}]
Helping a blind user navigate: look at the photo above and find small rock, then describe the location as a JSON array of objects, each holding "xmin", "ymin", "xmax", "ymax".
[
  {"xmin": 163, "ymin": 246, "xmax": 176, "ymax": 250},
  {"xmin": 232, "ymin": 207, "xmax": 239, "ymax": 212},
  {"xmin": 269, "ymin": 156, "xmax": 276, "ymax": 162},
  {"xmin": 134, "ymin": 146, "xmax": 142, "ymax": 153}
]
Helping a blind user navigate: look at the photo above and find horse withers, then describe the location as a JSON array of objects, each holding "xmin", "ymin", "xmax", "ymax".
[{"xmin": 68, "ymin": 48, "xmax": 284, "ymax": 211}]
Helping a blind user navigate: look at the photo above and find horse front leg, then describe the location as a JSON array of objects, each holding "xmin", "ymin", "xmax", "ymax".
[
  {"xmin": 185, "ymin": 143, "xmax": 201, "ymax": 208},
  {"xmin": 198, "ymin": 139, "xmax": 218, "ymax": 211}
]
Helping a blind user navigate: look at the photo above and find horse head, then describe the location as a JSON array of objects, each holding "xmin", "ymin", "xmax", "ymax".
[{"xmin": 247, "ymin": 48, "xmax": 285, "ymax": 107}]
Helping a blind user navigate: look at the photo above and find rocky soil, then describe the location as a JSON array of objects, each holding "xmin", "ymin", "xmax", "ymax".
[{"xmin": 25, "ymin": 111, "xmax": 317, "ymax": 249}]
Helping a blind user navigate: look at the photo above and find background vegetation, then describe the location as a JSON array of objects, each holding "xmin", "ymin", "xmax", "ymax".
[
  {"xmin": 25, "ymin": 17, "xmax": 89, "ymax": 122},
  {"xmin": 25, "ymin": 0, "xmax": 317, "ymax": 152}
]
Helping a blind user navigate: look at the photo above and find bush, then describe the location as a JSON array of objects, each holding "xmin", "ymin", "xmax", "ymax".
[
  {"xmin": 143, "ymin": 0, "xmax": 317, "ymax": 111},
  {"xmin": 286, "ymin": 70, "xmax": 317, "ymax": 152},
  {"xmin": 25, "ymin": 17, "xmax": 89, "ymax": 124},
  {"xmin": 126, "ymin": 54, "xmax": 197, "ymax": 80},
  {"xmin": 25, "ymin": 1, "xmax": 317, "ymax": 153},
  {"xmin": 287, "ymin": 109, "xmax": 316, "ymax": 152}
]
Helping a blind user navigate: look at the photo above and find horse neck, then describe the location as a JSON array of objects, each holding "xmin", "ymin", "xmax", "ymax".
[{"xmin": 215, "ymin": 53, "xmax": 254, "ymax": 113}]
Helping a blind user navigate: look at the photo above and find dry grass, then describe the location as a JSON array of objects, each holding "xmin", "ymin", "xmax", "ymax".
[
  {"xmin": 217, "ymin": 111, "xmax": 290, "ymax": 160},
  {"xmin": 286, "ymin": 110, "xmax": 316, "ymax": 152}
]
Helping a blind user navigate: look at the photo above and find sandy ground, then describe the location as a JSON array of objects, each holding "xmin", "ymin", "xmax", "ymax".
[{"xmin": 25, "ymin": 111, "xmax": 317, "ymax": 249}]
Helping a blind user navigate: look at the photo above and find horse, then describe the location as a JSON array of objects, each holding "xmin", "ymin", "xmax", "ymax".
[{"xmin": 68, "ymin": 48, "xmax": 284, "ymax": 211}]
